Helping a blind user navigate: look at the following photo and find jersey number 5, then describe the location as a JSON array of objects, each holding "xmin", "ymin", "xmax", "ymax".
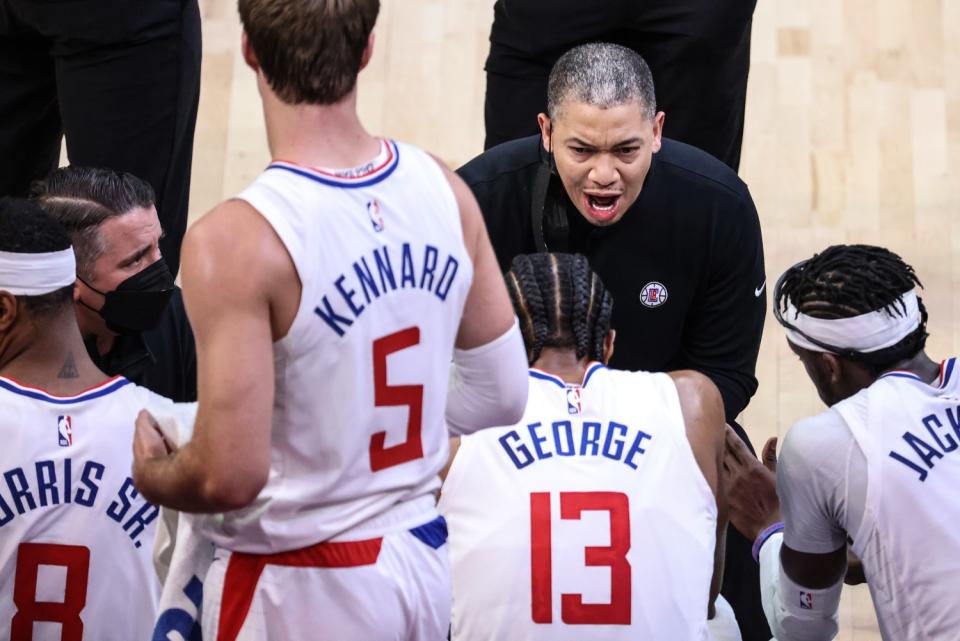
[
  {"xmin": 530, "ymin": 491, "xmax": 631, "ymax": 625},
  {"xmin": 369, "ymin": 326, "xmax": 424, "ymax": 471},
  {"xmin": 12, "ymin": 542, "xmax": 90, "ymax": 640}
]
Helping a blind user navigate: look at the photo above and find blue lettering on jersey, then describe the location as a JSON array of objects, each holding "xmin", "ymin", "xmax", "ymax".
[
  {"xmin": 313, "ymin": 243, "xmax": 461, "ymax": 337},
  {"xmin": 0, "ymin": 458, "xmax": 105, "ymax": 526},
  {"xmin": 499, "ymin": 419, "xmax": 654, "ymax": 471},
  {"xmin": 4, "ymin": 467, "xmax": 37, "ymax": 514},
  {"xmin": 107, "ymin": 477, "xmax": 159, "ymax": 549},
  {"xmin": 888, "ymin": 406, "xmax": 960, "ymax": 482},
  {"xmin": 75, "ymin": 461, "xmax": 104, "ymax": 507}
]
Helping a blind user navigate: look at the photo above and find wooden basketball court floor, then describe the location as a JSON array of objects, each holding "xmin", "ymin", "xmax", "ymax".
[{"xmin": 188, "ymin": 1, "xmax": 960, "ymax": 637}]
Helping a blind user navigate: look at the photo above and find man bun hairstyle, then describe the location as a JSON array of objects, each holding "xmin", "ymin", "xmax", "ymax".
[
  {"xmin": 776, "ymin": 244, "xmax": 928, "ymax": 374},
  {"xmin": 547, "ymin": 42, "xmax": 657, "ymax": 120},
  {"xmin": 0, "ymin": 197, "xmax": 74, "ymax": 316},
  {"xmin": 239, "ymin": 0, "xmax": 380, "ymax": 105},
  {"xmin": 506, "ymin": 253, "xmax": 614, "ymax": 365}
]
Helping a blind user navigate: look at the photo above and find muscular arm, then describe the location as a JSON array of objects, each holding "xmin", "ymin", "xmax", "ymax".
[
  {"xmin": 724, "ymin": 416, "xmax": 851, "ymax": 640},
  {"xmin": 436, "ymin": 160, "xmax": 528, "ymax": 433},
  {"xmin": 670, "ymin": 370, "xmax": 727, "ymax": 614},
  {"xmin": 132, "ymin": 201, "xmax": 299, "ymax": 512}
]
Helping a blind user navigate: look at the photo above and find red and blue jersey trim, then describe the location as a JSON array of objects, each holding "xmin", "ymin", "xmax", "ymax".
[
  {"xmin": 879, "ymin": 357, "xmax": 956, "ymax": 389},
  {"xmin": 529, "ymin": 361, "xmax": 606, "ymax": 389},
  {"xmin": 267, "ymin": 139, "xmax": 400, "ymax": 188},
  {"xmin": 0, "ymin": 376, "xmax": 130, "ymax": 404}
]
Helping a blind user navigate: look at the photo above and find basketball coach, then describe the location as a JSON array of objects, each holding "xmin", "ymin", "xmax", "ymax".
[{"xmin": 458, "ymin": 43, "xmax": 768, "ymax": 641}]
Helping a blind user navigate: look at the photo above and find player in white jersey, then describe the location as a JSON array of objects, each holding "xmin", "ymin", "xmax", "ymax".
[
  {"xmin": 129, "ymin": 1, "xmax": 529, "ymax": 640},
  {"xmin": 439, "ymin": 253, "xmax": 728, "ymax": 641},
  {"xmin": 0, "ymin": 198, "xmax": 182, "ymax": 640},
  {"xmin": 723, "ymin": 244, "xmax": 960, "ymax": 640}
]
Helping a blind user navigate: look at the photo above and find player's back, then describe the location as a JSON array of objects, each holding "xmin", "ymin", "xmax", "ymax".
[
  {"xmin": 198, "ymin": 140, "xmax": 473, "ymax": 553},
  {"xmin": 0, "ymin": 376, "xmax": 172, "ymax": 641},
  {"xmin": 832, "ymin": 357, "xmax": 960, "ymax": 640},
  {"xmin": 440, "ymin": 365, "xmax": 717, "ymax": 641}
]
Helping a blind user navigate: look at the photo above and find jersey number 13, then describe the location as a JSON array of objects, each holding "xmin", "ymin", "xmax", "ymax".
[{"xmin": 530, "ymin": 491, "xmax": 632, "ymax": 625}]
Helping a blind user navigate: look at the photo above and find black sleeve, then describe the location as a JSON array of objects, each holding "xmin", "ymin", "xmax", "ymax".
[
  {"xmin": 457, "ymin": 163, "xmax": 537, "ymax": 274},
  {"xmin": 679, "ymin": 195, "xmax": 766, "ymax": 422}
]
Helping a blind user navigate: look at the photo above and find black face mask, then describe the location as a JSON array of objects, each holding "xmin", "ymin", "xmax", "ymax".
[{"xmin": 80, "ymin": 257, "xmax": 175, "ymax": 335}]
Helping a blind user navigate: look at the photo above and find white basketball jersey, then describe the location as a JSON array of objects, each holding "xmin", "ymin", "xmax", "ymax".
[
  {"xmin": 0, "ymin": 376, "xmax": 175, "ymax": 641},
  {"xmin": 832, "ymin": 357, "xmax": 960, "ymax": 640},
  {"xmin": 198, "ymin": 139, "xmax": 473, "ymax": 553},
  {"xmin": 439, "ymin": 365, "xmax": 717, "ymax": 641}
]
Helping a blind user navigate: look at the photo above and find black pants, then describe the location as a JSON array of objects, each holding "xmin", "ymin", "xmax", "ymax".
[
  {"xmin": 0, "ymin": 0, "xmax": 201, "ymax": 276},
  {"xmin": 483, "ymin": 0, "xmax": 755, "ymax": 171}
]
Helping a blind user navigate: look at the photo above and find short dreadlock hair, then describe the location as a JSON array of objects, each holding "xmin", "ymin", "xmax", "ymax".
[
  {"xmin": 775, "ymin": 244, "xmax": 928, "ymax": 375},
  {"xmin": 0, "ymin": 197, "xmax": 74, "ymax": 317},
  {"xmin": 505, "ymin": 253, "xmax": 614, "ymax": 365}
]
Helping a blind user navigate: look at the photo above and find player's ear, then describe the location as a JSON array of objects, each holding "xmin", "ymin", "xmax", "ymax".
[
  {"xmin": 820, "ymin": 352, "xmax": 843, "ymax": 386},
  {"xmin": 651, "ymin": 111, "xmax": 665, "ymax": 153},
  {"xmin": 241, "ymin": 31, "xmax": 259, "ymax": 71},
  {"xmin": 537, "ymin": 113, "xmax": 552, "ymax": 154},
  {"xmin": 0, "ymin": 291, "xmax": 19, "ymax": 333},
  {"xmin": 602, "ymin": 329, "xmax": 616, "ymax": 365},
  {"xmin": 359, "ymin": 31, "xmax": 376, "ymax": 71}
]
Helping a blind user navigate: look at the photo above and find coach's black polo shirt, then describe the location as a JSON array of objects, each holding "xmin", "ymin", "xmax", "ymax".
[
  {"xmin": 458, "ymin": 135, "xmax": 766, "ymax": 422},
  {"xmin": 86, "ymin": 287, "xmax": 197, "ymax": 402}
]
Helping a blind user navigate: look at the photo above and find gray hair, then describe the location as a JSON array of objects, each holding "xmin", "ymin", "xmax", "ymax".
[
  {"xmin": 546, "ymin": 43, "xmax": 657, "ymax": 121},
  {"xmin": 30, "ymin": 167, "xmax": 155, "ymax": 280}
]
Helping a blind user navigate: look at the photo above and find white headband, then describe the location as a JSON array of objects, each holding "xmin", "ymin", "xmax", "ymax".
[
  {"xmin": 783, "ymin": 290, "xmax": 921, "ymax": 354},
  {"xmin": 0, "ymin": 249, "xmax": 76, "ymax": 296}
]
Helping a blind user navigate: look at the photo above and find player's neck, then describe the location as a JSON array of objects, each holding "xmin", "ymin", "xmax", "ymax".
[
  {"xmin": 263, "ymin": 88, "xmax": 380, "ymax": 168},
  {"xmin": 0, "ymin": 312, "xmax": 108, "ymax": 395},
  {"xmin": 881, "ymin": 351, "xmax": 941, "ymax": 384},
  {"xmin": 532, "ymin": 348, "xmax": 595, "ymax": 385}
]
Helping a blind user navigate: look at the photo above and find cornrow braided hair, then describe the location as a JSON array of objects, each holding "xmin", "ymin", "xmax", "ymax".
[
  {"xmin": 505, "ymin": 253, "xmax": 614, "ymax": 365},
  {"xmin": 775, "ymin": 244, "xmax": 929, "ymax": 373}
]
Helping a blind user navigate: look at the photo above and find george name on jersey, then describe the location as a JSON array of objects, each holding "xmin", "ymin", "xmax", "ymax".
[
  {"xmin": 314, "ymin": 242, "xmax": 461, "ymax": 337},
  {"xmin": 0, "ymin": 458, "xmax": 158, "ymax": 549},
  {"xmin": 499, "ymin": 419, "xmax": 653, "ymax": 471}
]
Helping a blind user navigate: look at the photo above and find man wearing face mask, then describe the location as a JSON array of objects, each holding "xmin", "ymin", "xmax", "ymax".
[
  {"xmin": 459, "ymin": 43, "xmax": 768, "ymax": 640},
  {"xmin": 31, "ymin": 166, "xmax": 196, "ymax": 402}
]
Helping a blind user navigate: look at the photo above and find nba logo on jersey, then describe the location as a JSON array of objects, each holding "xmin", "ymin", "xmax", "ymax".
[
  {"xmin": 367, "ymin": 199, "xmax": 384, "ymax": 232},
  {"xmin": 57, "ymin": 415, "xmax": 73, "ymax": 447},
  {"xmin": 565, "ymin": 386, "xmax": 582, "ymax": 415},
  {"xmin": 799, "ymin": 591, "xmax": 813, "ymax": 610}
]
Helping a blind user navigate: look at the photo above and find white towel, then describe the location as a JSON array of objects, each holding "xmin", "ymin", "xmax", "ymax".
[{"xmin": 147, "ymin": 404, "xmax": 216, "ymax": 641}]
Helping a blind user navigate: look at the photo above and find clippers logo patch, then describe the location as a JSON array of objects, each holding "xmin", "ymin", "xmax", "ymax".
[
  {"xmin": 565, "ymin": 386, "xmax": 582, "ymax": 415},
  {"xmin": 367, "ymin": 199, "xmax": 385, "ymax": 232},
  {"xmin": 57, "ymin": 415, "xmax": 73, "ymax": 447},
  {"xmin": 799, "ymin": 591, "xmax": 813, "ymax": 610},
  {"xmin": 639, "ymin": 281, "xmax": 668, "ymax": 308}
]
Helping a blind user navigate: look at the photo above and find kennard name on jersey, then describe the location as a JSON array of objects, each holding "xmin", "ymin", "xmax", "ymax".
[{"xmin": 313, "ymin": 241, "xmax": 464, "ymax": 338}]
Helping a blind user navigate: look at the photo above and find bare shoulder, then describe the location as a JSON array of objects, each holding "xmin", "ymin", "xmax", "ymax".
[
  {"xmin": 667, "ymin": 370, "xmax": 724, "ymax": 422},
  {"xmin": 181, "ymin": 199, "xmax": 299, "ymax": 333},
  {"xmin": 428, "ymin": 153, "xmax": 483, "ymax": 243}
]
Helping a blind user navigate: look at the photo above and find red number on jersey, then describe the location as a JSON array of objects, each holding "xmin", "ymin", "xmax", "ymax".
[
  {"xmin": 369, "ymin": 326, "xmax": 425, "ymax": 471},
  {"xmin": 529, "ymin": 491, "xmax": 632, "ymax": 625},
  {"xmin": 12, "ymin": 542, "xmax": 90, "ymax": 640}
]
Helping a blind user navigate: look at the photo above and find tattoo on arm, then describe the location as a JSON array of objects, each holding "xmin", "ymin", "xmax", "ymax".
[{"xmin": 58, "ymin": 352, "xmax": 79, "ymax": 379}]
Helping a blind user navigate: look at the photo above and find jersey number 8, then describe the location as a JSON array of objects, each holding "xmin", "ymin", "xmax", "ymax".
[{"xmin": 12, "ymin": 542, "xmax": 90, "ymax": 640}]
